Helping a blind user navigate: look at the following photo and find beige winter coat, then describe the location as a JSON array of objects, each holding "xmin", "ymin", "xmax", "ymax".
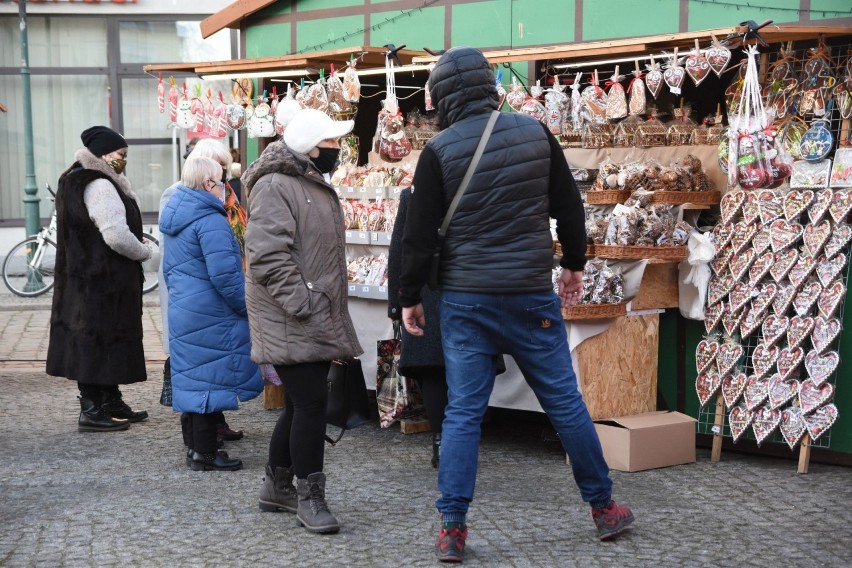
[{"xmin": 242, "ymin": 141, "xmax": 363, "ymax": 365}]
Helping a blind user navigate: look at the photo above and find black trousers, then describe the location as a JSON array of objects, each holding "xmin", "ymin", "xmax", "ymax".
[
  {"xmin": 182, "ymin": 413, "xmax": 219, "ymax": 454},
  {"xmin": 77, "ymin": 383, "xmax": 120, "ymax": 402},
  {"xmin": 181, "ymin": 411, "xmax": 225, "ymax": 449},
  {"xmin": 412, "ymin": 367, "xmax": 448, "ymax": 435},
  {"xmin": 269, "ymin": 361, "xmax": 331, "ymax": 478}
]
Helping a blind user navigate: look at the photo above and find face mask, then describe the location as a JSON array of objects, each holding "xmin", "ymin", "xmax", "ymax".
[
  {"xmin": 310, "ymin": 147, "xmax": 340, "ymax": 174},
  {"xmin": 109, "ymin": 158, "xmax": 127, "ymax": 175},
  {"xmin": 221, "ymin": 170, "xmax": 228, "ymax": 183}
]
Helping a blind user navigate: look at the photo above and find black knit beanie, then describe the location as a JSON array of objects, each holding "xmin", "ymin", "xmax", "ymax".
[{"xmin": 81, "ymin": 126, "xmax": 127, "ymax": 157}]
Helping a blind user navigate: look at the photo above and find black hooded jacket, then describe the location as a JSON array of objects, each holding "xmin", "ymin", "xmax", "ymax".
[{"xmin": 398, "ymin": 47, "xmax": 587, "ymax": 306}]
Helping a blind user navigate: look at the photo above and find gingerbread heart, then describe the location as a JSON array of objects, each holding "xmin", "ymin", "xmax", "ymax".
[
  {"xmin": 748, "ymin": 252, "xmax": 774, "ymax": 287},
  {"xmin": 770, "ymin": 249, "xmax": 798, "ymax": 283},
  {"xmin": 799, "ymin": 378, "xmax": 834, "ymax": 414},
  {"xmin": 804, "ymin": 403, "xmax": 838, "ymax": 441},
  {"xmin": 787, "ymin": 315, "xmax": 815, "ymax": 348},
  {"xmin": 761, "ymin": 315, "xmax": 789, "ymax": 346},
  {"xmin": 751, "ymin": 283, "xmax": 777, "ymax": 317},
  {"xmin": 802, "ymin": 220, "xmax": 832, "ymax": 258},
  {"xmin": 772, "ymin": 283, "xmax": 797, "ymax": 316},
  {"xmin": 728, "ymin": 282, "xmax": 752, "ymax": 314},
  {"xmin": 751, "ymin": 343, "xmax": 778, "ymax": 379},
  {"xmin": 828, "ymin": 190, "xmax": 852, "ymax": 223},
  {"xmin": 817, "ymin": 280, "xmax": 845, "ymax": 318},
  {"xmin": 751, "ymin": 226, "xmax": 772, "ymax": 257},
  {"xmin": 767, "ymin": 374, "xmax": 799, "ymax": 410},
  {"xmin": 804, "ymin": 349, "xmax": 840, "ymax": 386},
  {"xmin": 811, "ymin": 317, "xmax": 841, "ymax": 353},
  {"xmin": 780, "ymin": 405, "xmax": 807, "ymax": 449},
  {"xmin": 808, "ymin": 189, "xmax": 833, "ymax": 224},
  {"xmin": 712, "ymin": 223, "xmax": 735, "ymax": 250},
  {"xmin": 695, "ymin": 339, "xmax": 720, "ymax": 374},
  {"xmin": 729, "ymin": 249, "xmax": 755, "ymax": 282},
  {"xmin": 739, "ymin": 307, "xmax": 763, "ymax": 339},
  {"xmin": 695, "ymin": 371, "xmax": 721, "ymax": 406},
  {"xmin": 716, "ymin": 342, "xmax": 744, "ymax": 377},
  {"xmin": 784, "ymin": 189, "xmax": 815, "ymax": 221},
  {"xmin": 777, "ymin": 346, "xmax": 804, "ymax": 380},
  {"xmin": 711, "ymin": 244, "xmax": 734, "ymax": 275},
  {"xmin": 645, "ymin": 68, "xmax": 663, "ymax": 99},
  {"xmin": 815, "ymin": 253, "xmax": 847, "ymax": 287},
  {"xmin": 720, "ymin": 190, "xmax": 746, "ymax": 225},
  {"xmin": 706, "ymin": 44, "xmax": 731, "ymax": 77},
  {"xmin": 730, "ymin": 222, "xmax": 758, "ymax": 255},
  {"xmin": 728, "ymin": 404, "xmax": 754, "ymax": 443},
  {"xmin": 744, "ymin": 374, "xmax": 770, "ymax": 410},
  {"xmin": 663, "ymin": 65, "xmax": 686, "ymax": 94},
  {"xmin": 708, "ymin": 272, "xmax": 735, "ymax": 306},
  {"xmin": 721, "ymin": 303, "xmax": 745, "ymax": 337},
  {"xmin": 721, "ymin": 372, "xmax": 748, "ymax": 408},
  {"xmin": 758, "ymin": 190, "xmax": 784, "ymax": 224},
  {"xmin": 741, "ymin": 193, "xmax": 760, "ymax": 225},
  {"xmin": 792, "ymin": 281, "xmax": 822, "ymax": 316},
  {"xmin": 751, "ymin": 405, "xmax": 782, "ymax": 445},
  {"xmin": 685, "ymin": 50, "xmax": 711, "ymax": 86},
  {"xmin": 704, "ymin": 302, "xmax": 724, "ymax": 334},
  {"xmin": 824, "ymin": 223, "xmax": 852, "ymax": 259},
  {"xmin": 788, "ymin": 254, "xmax": 816, "ymax": 288},
  {"xmin": 769, "ymin": 219, "xmax": 803, "ymax": 253}
]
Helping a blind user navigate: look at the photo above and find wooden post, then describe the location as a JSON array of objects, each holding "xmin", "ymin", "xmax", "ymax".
[
  {"xmin": 710, "ymin": 395, "xmax": 725, "ymax": 462},
  {"xmin": 263, "ymin": 384, "xmax": 285, "ymax": 410},
  {"xmin": 797, "ymin": 433, "xmax": 812, "ymax": 474}
]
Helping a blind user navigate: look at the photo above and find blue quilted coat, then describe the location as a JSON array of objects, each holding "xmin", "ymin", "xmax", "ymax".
[{"xmin": 159, "ymin": 185, "xmax": 262, "ymax": 414}]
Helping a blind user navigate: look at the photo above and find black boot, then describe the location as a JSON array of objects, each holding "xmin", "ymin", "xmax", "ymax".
[
  {"xmin": 258, "ymin": 464, "xmax": 297, "ymax": 513},
  {"xmin": 189, "ymin": 450, "xmax": 242, "ymax": 471},
  {"xmin": 78, "ymin": 397, "xmax": 130, "ymax": 432},
  {"xmin": 431, "ymin": 433, "xmax": 442, "ymax": 469},
  {"xmin": 102, "ymin": 391, "xmax": 148, "ymax": 423}
]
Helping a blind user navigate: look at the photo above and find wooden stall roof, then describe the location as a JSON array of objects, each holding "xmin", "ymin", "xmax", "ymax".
[
  {"xmin": 200, "ymin": 0, "xmax": 276, "ymax": 39},
  {"xmin": 143, "ymin": 46, "xmax": 428, "ymax": 77},
  {"xmin": 412, "ymin": 25, "xmax": 852, "ymax": 65}
]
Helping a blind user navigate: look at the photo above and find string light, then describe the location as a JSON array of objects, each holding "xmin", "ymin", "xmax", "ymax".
[{"xmin": 691, "ymin": 0, "xmax": 851, "ymax": 16}]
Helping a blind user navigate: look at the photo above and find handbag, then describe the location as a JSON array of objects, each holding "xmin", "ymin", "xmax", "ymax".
[
  {"xmin": 375, "ymin": 321, "xmax": 424, "ymax": 428},
  {"xmin": 428, "ymin": 110, "xmax": 501, "ymax": 289},
  {"xmin": 325, "ymin": 357, "xmax": 371, "ymax": 444}
]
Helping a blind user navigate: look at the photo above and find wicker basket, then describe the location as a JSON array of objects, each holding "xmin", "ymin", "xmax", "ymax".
[
  {"xmin": 650, "ymin": 190, "xmax": 722, "ymax": 205},
  {"xmin": 593, "ymin": 244, "xmax": 687, "ymax": 260},
  {"xmin": 562, "ymin": 301, "xmax": 627, "ymax": 320},
  {"xmin": 586, "ymin": 189, "xmax": 631, "ymax": 205}
]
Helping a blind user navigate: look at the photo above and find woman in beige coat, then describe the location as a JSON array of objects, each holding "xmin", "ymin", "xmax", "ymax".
[{"xmin": 243, "ymin": 109, "xmax": 363, "ymax": 535}]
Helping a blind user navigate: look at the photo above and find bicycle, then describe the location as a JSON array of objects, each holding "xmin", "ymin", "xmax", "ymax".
[{"xmin": 2, "ymin": 183, "xmax": 160, "ymax": 297}]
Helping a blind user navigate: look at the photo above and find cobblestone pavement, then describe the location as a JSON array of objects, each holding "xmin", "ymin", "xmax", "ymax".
[{"xmin": 1, "ymin": 292, "xmax": 852, "ymax": 567}]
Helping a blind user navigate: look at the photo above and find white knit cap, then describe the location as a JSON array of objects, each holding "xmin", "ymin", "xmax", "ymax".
[
  {"xmin": 283, "ymin": 108, "xmax": 354, "ymax": 154},
  {"xmin": 275, "ymin": 98, "xmax": 302, "ymax": 129}
]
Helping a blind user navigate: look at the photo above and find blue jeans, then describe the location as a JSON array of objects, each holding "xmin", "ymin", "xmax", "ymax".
[{"xmin": 436, "ymin": 290, "xmax": 613, "ymax": 521}]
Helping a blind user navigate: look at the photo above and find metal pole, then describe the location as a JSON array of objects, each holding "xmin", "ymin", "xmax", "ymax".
[{"xmin": 20, "ymin": 0, "xmax": 40, "ymax": 238}]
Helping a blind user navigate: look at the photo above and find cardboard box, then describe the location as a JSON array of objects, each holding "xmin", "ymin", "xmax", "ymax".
[{"xmin": 593, "ymin": 411, "xmax": 696, "ymax": 472}]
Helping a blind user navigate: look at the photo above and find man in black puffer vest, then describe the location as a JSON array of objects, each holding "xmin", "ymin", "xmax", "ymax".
[{"xmin": 399, "ymin": 47, "xmax": 634, "ymax": 562}]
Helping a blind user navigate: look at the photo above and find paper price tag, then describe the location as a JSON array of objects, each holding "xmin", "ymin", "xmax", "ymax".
[{"xmin": 711, "ymin": 425, "xmax": 721, "ymax": 434}]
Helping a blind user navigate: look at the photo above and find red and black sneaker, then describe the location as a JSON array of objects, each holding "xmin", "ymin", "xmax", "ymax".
[
  {"xmin": 591, "ymin": 500, "xmax": 634, "ymax": 541},
  {"xmin": 435, "ymin": 526, "xmax": 468, "ymax": 563}
]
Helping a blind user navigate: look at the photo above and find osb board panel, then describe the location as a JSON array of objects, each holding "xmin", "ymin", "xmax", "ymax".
[
  {"xmin": 263, "ymin": 384, "xmax": 285, "ymax": 410},
  {"xmin": 576, "ymin": 314, "xmax": 658, "ymax": 420},
  {"xmin": 632, "ymin": 263, "xmax": 679, "ymax": 310}
]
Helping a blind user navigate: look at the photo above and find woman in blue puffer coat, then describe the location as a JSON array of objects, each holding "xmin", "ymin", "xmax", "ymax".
[{"xmin": 159, "ymin": 155, "xmax": 262, "ymax": 472}]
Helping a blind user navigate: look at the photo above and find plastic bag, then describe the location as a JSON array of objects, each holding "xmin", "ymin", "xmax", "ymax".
[
  {"xmin": 375, "ymin": 325, "xmax": 424, "ymax": 428},
  {"xmin": 679, "ymin": 230, "xmax": 715, "ymax": 320}
]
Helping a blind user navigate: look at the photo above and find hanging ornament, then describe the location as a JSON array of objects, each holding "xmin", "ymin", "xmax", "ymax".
[
  {"xmin": 797, "ymin": 41, "xmax": 836, "ymax": 118},
  {"xmin": 544, "ymin": 77, "xmax": 569, "ymax": 135},
  {"xmin": 628, "ymin": 60, "xmax": 646, "ymax": 115},
  {"xmin": 506, "ymin": 76, "xmax": 526, "ymax": 111},
  {"xmin": 605, "ymin": 66, "xmax": 627, "ymax": 120},
  {"xmin": 663, "ymin": 47, "xmax": 686, "ymax": 96},
  {"xmin": 343, "ymin": 56, "xmax": 361, "ymax": 103},
  {"xmin": 175, "ymin": 82, "xmax": 195, "ymax": 130},
  {"xmin": 270, "ymin": 85, "xmax": 279, "ymax": 120},
  {"xmin": 494, "ymin": 70, "xmax": 506, "ymax": 110},
  {"xmin": 205, "ymin": 88, "xmax": 216, "ymax": 136},
  {"xmin": 685, "ymin": 39, "xmax": 711, "ymax": 86},
  {"xmin": 530, "ymin": 78, "xmax": 543, "ymax": 99},
  {"xmin": 645, "ymin": 54, "xmax": 664, "ymax": 99},
  {"xmin": 214, "ymin": 91, "xmax": 228, "ymax": 138},
  {"xmin": 247, "ymin": 91, "xmax": 275, "ymax": 139},
  {"xmin": 800, "ymin": 119, "xmax": 835, "ymax": 162},
  {"xmin": 705, "ymin": 34, "xmax": 732, "ymax": 77},
  {"xmin": 579, "ymin": 69, "xmax": 607, "ymax": 124},
  {"xmin": 167, "ymin": 76, "xmax": 179, "ymax": 123},
  {"xmin": 326, "ymin": 63, "xmax": 350, "ymax": 114},
  {"xmin": 157, "ymin": 72, "xmax": 165, "ymax": 114},
  {"xmin": 570, "ymin": 72, "xmax": 583, "ymax": 130}
]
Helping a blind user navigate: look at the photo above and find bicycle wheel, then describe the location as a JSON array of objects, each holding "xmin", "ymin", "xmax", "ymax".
[
  {"xmin": 2, "ymin": 236, "xmax": 57, "ymax": 297},
  {"xmin": 142, "ymin": 233, "xmax": 160, "ymax": 295}
]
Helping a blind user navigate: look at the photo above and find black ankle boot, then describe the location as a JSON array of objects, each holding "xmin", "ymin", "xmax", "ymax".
[
  {"xmin": 431, "ymin": 433, "xmax": 442, "ymax": 469},
  {"xmin": 189, "ymin": 450, "xmax": 242, "ymax": 471},
  {"xmin": 78, "ymin": 397, "xmax": 130, "ymax": 432},
  {"xmin": 102, "ymin": 394, "xmax": 148, "ymax": 423}
]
